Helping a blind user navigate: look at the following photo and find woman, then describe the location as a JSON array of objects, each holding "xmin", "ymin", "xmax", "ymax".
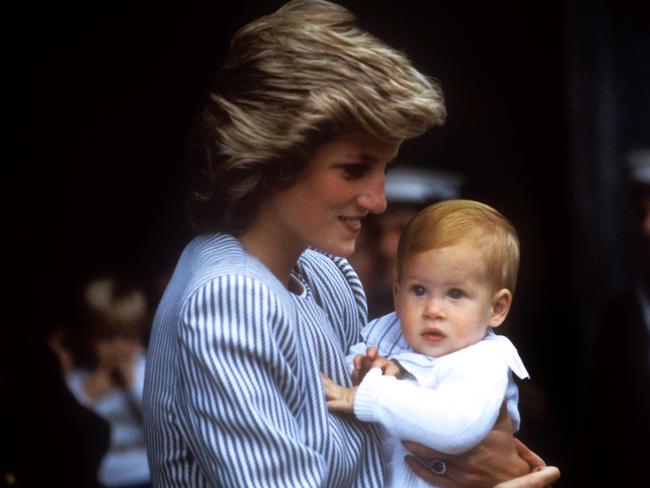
[{"xmin": 142, "ymin": 1, "xmax": 560, "ymax": 486}]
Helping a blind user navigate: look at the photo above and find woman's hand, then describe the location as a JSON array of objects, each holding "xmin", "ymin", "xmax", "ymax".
[
  {"xmin": 492, "ymin": 440, "xmax": 560, "ymax": 488},
  {"xmin": 403, "ymin": 402, "xmax": 560, "ymax": 487}
]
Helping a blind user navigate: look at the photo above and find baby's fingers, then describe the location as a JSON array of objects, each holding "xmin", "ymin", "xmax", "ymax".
[
  {"xmin": 364, "ymin": 346, "xmax": 379, "ymax": 361},
  {"xmin": 320, "ymin": 373, "xmax": 339, "ymax": 399},
  {"xmin": 326, "ymin": 398, "xmax": 351, "ymax": 413},
  {"xmin": 371, "ymin": 359, "xmax": 401, "ymax": 377}
]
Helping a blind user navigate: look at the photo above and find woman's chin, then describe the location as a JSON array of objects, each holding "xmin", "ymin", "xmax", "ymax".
[{"xmin": 318, "ymin": 240, "xmax": 357, "ymax": 259}]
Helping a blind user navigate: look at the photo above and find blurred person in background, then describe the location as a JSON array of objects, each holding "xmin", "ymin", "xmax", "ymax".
[
  {"xmin": 65, "ymin": 275, "xmax": 152, "ymax": 488},
  {"xmin": 589, "ymin": 148, "xmax": 650, "ymax": 485},
  {"xmin": 2, "ymin": 285, "xmax": 110, "ymax": 487}
]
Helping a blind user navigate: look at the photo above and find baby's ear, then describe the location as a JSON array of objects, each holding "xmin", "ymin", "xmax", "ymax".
[
  {"xmin": 488, "ymin": 289, "xmax": 512, "ymax": 328},
  {"xmin": 392, "ymin": 281, "xmax": 401, "ymax": 310}
]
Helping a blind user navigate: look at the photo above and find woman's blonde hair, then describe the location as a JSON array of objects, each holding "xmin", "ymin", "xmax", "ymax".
[
  {"xmin": 396, "ymin": 199, "xmax": 521, "ymax": 292},
  {"xmin": 187, "ymin": 0, "xmax": 447, "ymax": 234}
]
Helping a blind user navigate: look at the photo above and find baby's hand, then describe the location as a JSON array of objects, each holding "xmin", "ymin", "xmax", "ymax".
[
  {"xmin": 352, "ymin": 346, "xmax": 402, "ymax": 385},
  {"xmin": 320, "ymin": 373, "xmax": 357, "ymax": 414}
]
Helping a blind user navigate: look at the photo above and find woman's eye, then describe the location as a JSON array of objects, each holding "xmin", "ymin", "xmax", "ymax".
[
  {"xmin": 341, "ymin": 163, "xmax": 370, "ymax": 180},
  {"xmin": 448, "ymin": 288, "xmax": 463, "ymax": 299}
]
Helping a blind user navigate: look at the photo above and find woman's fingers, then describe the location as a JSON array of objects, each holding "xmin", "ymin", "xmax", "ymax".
[
  {"xmin": 492, "ymin": 467, "xmax": 561, "ymax": 488},
  {"xmin": 402, "ymin": 439, "xmax": 560, "ymax": 488},
  {"xmin": 404, "ymin": 453, "xmax": 463, "ymax": 488},
  {"xmin": 402, "ymin": 440, "xmax": 444, "ymax": 458},
  {"xmin": 513, "ymin": 438, "xmax": 546, "ymax": 470},
  {"xmin": 402, "ymin": 441, "xmax": 460, "ymax": 487}
]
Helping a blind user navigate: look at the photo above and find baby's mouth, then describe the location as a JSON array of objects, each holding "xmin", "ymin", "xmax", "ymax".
[{"xmin": 421, "ymin": 329, "xmax": 445, "ymax": 342}]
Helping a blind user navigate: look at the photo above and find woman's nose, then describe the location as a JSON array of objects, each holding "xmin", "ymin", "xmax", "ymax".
[{"xmin": 357, "ymin": 173, "xmax": 387, "ymax": 214}]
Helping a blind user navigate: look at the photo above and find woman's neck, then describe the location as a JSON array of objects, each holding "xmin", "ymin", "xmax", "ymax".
[{"xmin": 238, "ymin": 220, "xmax": 304, "ymax": 288}]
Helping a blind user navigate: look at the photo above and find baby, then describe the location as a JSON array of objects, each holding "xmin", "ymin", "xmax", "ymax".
[{"xmin": 323, "ymin": 199, "xmax": 530, "ymax": 487}]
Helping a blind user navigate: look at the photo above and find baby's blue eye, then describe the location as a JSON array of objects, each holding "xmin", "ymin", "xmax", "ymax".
[
  {"xmin": 448, "ymin": 288, "xmax": 463, "ymax": 299},
  {"xmin": 412, "ymin": 285, "xmax": 426, "ymax": 296}
]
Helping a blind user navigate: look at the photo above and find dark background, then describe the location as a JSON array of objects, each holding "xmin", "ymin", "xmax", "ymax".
[{"xmin": 9, "ymin": 0, "xmax": 650, "ymax": 486}]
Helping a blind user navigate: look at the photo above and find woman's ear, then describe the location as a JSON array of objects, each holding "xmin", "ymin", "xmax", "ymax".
[{"xmin": 488, "ymin": 288, "xmax": 512, "ymax": 328}]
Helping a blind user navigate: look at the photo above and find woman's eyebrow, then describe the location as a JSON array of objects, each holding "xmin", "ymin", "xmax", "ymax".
[{"xmin": 351, "ymin": 152, "xmax": 400, "ymax": 163}]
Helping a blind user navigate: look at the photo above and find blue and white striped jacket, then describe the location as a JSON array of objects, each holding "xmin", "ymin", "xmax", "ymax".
[{"xmin": 143, "ymin": 234, "xmax": 384, "ymax": 487}]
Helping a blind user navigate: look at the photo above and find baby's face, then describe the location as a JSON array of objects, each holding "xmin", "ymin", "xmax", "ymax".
[{"xmin": 393, "ymin": 243, "xmax": 505, "ymax": 357}]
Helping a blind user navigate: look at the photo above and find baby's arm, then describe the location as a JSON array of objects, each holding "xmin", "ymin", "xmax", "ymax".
[{"xmin": 355, "ymin": 356, "xmax": 510, "ymax": 454}]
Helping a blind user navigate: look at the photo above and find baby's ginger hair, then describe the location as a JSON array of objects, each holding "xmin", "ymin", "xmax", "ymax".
[{"xmin": 397, "ymin": 199, "xmax": 520, "ymax": 293}]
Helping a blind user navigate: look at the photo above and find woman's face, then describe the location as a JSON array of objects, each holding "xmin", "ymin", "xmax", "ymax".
[{"xmin": 263, "ymin": 132, "xmax": 401, "ymax": 258}]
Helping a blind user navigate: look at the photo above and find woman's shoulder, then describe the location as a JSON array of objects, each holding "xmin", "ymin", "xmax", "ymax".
[
  {"xmin": 181, "ymin": 234, "xmax": 281, "ymax": 283},
  {"xmin": 166, "ymin": 233, "xmax": 294, "ymax": 311},
  {"xmin": 297, "ymin": 249, "xmax": 361, "ymax": 289},
  {"xmin": 182, "ymin": 233, "xmax": 251, "ymax": 268}
]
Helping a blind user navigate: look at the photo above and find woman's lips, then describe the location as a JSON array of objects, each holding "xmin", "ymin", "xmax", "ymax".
[{"xmin": 339, "ymin": 216, "xmax": 362, "ymax": 232}]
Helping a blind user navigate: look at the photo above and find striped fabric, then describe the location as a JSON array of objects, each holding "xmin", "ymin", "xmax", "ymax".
[{"xmin": 143, "ymin": 234, "xmax": 384, "ymax": 487}]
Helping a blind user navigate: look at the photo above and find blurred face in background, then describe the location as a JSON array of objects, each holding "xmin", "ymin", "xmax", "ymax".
[{"xmin": 377, "ymin": 204, "xmax": 422, "ymax": 283}]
